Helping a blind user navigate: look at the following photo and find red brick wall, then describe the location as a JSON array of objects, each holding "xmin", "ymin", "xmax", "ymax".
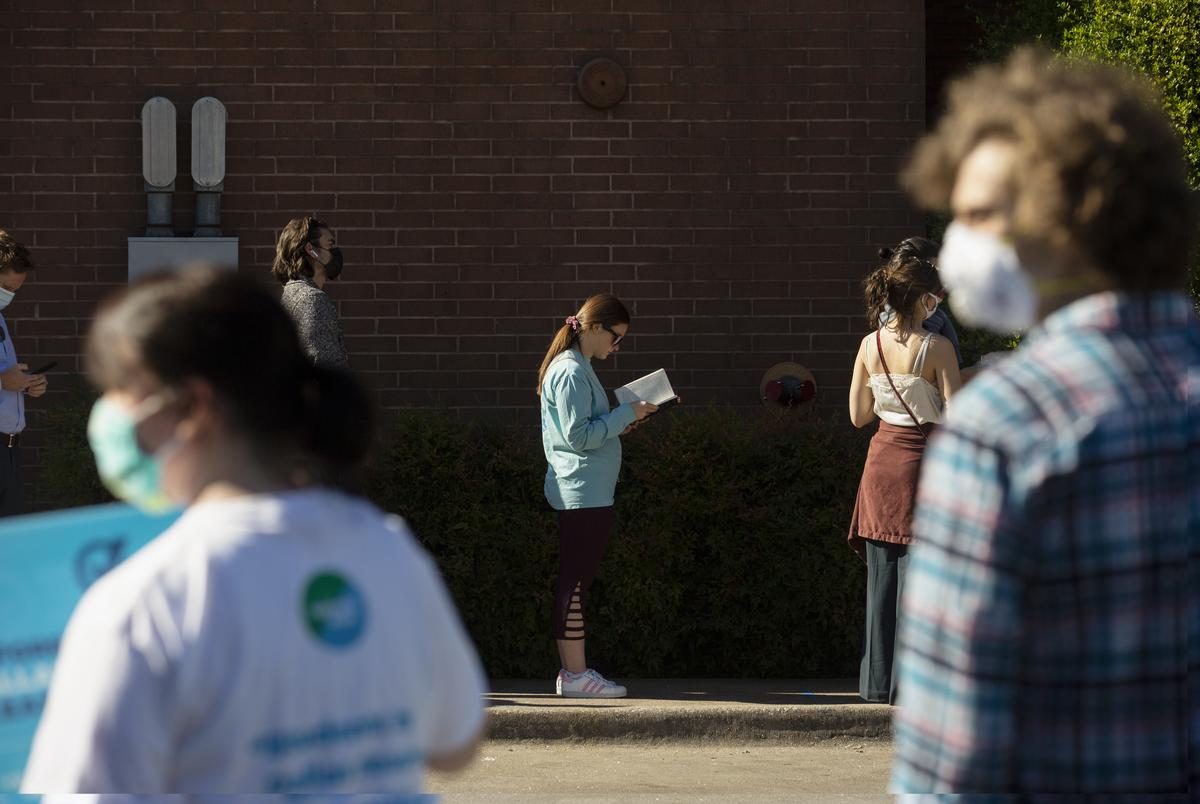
[{"xmin": 3, "ymin": 1, "xmax": 925, "ymax": 458}]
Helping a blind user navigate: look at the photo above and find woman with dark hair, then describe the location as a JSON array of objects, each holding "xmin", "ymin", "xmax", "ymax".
[
  {"xmin": 880, "ymin": 237, "xmax": 964, "ymax": 368},
  {"xmin": 273, "ymin": 215, "xmax": 348, "ymax": 369},
  {"xmin": 847, "ymin": 244, "xmax": 962, "ymax": 704},
  {"xmin": 538, "ymin": 292, "xmax": 656, "ymax": 698},
  {"xmin": 21, "ymin": 269, "xmax": 485, "ymax": 795}
]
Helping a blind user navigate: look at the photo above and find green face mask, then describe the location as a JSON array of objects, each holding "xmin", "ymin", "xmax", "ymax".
[{"xmin": 87, "ymin": 395, "xmax": 179, "ymax": 514}]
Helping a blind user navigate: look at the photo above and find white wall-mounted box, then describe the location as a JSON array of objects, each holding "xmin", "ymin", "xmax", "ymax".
[{"xmin": 127, "ymin": 237, "xmax": 239, "ymax": 283}]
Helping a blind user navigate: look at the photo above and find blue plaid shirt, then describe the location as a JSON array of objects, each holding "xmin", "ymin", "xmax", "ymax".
[{"xmin": 891, "ymin": 292, "xmax": 1199, "ymax": 801}]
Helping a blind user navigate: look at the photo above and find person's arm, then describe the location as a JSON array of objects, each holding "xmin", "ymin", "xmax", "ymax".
[
  {"xmin": 551, "ymin": 370, "xmax": 638, "ymax": 451},
  {"xmin": 960, "ymin": 350, "xmax": 1012, "ymax": 385},
  {"xmin": 21, "ymin": 599, "xmax": 172, "ymax": 793},
  {"xmin": 931, "ymin": 337, "xmax": 962, "ymax": 404},
  {"xmin": 418, "ymin": 553, "xmax": 487, "ymax": 773},
  {"xmin": 0, "ymin": 363, "xmax": 36, "ymax": 394},
  {"xmin": 848, "ymin": 337, "xmax": 876, "ymax": 428},
  {"xmin": 428, "ymin": 732, "xmax": 484, "ymax": 773},
  {"xmin": 891, "ymin": 427, "xmax": 1026, "ymax": 793},
  {"xmin": 25, "ymin": 372, "xmax": 48, "ymax": 397},
  {"xmin": 959, "ymin": 364, "xmax": 984, "ymax": 384},
  {"xmin": 294, "ymin": 292, "xmax": 349, "ymax": 369}
]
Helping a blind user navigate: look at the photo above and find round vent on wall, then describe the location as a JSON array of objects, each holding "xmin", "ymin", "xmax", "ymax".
[{"xmin": 577, "ymin": 57, "xmax": 628, "ymax": 110}]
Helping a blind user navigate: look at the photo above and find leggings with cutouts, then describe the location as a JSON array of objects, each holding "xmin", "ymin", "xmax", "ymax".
[{"xmin": 553, "ymin": 506, "xmax": 615, "ymax": 640}]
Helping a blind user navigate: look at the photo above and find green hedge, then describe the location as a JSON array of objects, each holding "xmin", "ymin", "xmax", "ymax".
[
  {"xmin": 1059, "ymin": 0, "xmax": 1199, "ymax": 181},
  {"xmin": 369, "ymin": 407, "xmax": 871, "ymax": 679},
  {"xmin": 971, "ymin": 0, "xmax": 1200, "ymax": 308},
  {"xmin": 1058, "ymin": 0, "xmax": 1200, "ymax": 308},
  {"xmin": 35, "ymin": 379, "xmax": 112, "ymax": 509},
  {"xmin": 41, "ymin": 402, "xmax": 873, "ymax": 679}
]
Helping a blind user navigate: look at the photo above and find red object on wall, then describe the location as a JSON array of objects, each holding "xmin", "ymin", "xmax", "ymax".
[{"xmin": 765, "ymin": 377, "xmax": 816, "ymax": 405}]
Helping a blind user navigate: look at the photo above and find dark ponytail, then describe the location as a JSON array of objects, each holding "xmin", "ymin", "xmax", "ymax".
[
  {"xmin": 536, "ymin": 324, "xmax": 579, "ymax": 396},
  {"xmin": 863, "ymin": 264, "xmax": 893, "ymax": 329},
  {"xmin": 536, "ymin": 292, "xmax": 630, "ymax": 394},
  {"xmin": 86, "ymin": 267, "xmax": 375, "ymax": 490}
]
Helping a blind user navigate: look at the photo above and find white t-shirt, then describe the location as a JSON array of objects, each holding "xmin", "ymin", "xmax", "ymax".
[{"xmin": 21, "ymin": 488, "xmax": 487, "ymax": 796}]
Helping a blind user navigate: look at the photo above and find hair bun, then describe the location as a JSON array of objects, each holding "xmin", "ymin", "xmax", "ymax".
[{"xmin": 877, "ymin": 247, "xmax": 894, "ymax": 262}]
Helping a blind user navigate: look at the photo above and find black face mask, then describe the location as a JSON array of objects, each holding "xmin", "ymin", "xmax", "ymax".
[
  {"xmin": 324, "ymin": 247, "xmax": 344, "ymax": 281},
  {"xmin": 310, "ymin": 244, "xmax": 344, "ymax": 281}
]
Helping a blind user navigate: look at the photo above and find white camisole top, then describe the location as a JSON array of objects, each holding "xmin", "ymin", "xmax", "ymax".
[{"xmin": 867, "ymin": 330, "xmax": 945, "ymax": 427}]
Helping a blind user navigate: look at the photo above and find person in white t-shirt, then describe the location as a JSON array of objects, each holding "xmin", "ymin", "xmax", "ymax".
[{"xmin": 20, "ymin": 268, "xmax": 486, "ymax": 796}]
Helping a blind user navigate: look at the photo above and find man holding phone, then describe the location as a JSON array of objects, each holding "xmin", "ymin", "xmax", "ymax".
[{"xmin": 0, "ymin": 230, "xmax": 46, "ymax": 516}]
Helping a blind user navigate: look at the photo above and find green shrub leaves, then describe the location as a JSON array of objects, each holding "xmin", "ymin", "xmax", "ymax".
[{"xmin": 370, "ymin": 408, "xmax": 871, "ymax": 678}]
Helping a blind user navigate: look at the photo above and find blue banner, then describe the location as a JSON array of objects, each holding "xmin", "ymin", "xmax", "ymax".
[{"xmin": 0, "ymin": 503, "xmax": 178, "ymax": 792}]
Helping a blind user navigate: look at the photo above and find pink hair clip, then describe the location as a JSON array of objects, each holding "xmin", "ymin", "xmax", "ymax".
[{"xmin": 565, "ymin": 315, "xmax": 581, "ymax": 331}]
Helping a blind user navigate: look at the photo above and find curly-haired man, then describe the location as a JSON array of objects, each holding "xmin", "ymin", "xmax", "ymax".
[{"xmin": 892, "ymin": 48, "xmax": 1198, "ymax": 799}]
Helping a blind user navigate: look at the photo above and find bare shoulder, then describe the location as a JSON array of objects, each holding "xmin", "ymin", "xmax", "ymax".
[
  {"xmin": 853, "ymin": 332, "xmax": 874, "ymax": 365},
  {"xmin": 927, "ymin": 334, "xmax": 958, "ymax": 366}
]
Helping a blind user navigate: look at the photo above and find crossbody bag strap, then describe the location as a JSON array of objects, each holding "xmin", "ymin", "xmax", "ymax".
[{"xmin": 876, "ymin": 329, "xmax": 928, "ymax": 441}]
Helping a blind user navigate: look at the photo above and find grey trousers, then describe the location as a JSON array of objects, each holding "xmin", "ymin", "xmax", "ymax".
[
  {"xmin": 859, "ymin": 538, "xmax": 908, "ymax": 704},
  {"xmin": 0, "ymin": 445, "xmax": 22, "ymax": 517}
]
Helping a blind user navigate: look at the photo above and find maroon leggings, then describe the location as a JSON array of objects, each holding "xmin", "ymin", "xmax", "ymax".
[{"xmin": 553, "ymin": 506, "xmax": 615, "ymax": 640}]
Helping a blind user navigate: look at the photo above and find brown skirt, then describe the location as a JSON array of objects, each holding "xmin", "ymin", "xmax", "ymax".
[{"xmin": 848, "ymin": 421, "xmax": 934, "ymax": 562}]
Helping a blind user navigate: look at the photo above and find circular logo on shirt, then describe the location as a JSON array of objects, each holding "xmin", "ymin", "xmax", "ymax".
[{"xmin": 302, "ymin": 571, "xmax": 367, "ymax": 648}]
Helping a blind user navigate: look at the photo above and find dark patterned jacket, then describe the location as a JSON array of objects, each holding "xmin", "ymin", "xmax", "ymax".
[{"xmin": 280, "ymin": 277, "xmax": 348, "ymax": 369}]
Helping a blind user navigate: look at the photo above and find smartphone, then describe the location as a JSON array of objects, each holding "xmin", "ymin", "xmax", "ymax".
[{"xmin": 28, "ymin": 361, "xmax": 58, "ymax": 375}]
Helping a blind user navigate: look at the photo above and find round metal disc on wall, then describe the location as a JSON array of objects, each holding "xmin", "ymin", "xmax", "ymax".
[
  {"xmin": 577, "ymin": 58, "xmax": 628, "ymax": 109},
  {"xmin": 759, "ymin": 362, "xmax": 817, "ymax": 405}
]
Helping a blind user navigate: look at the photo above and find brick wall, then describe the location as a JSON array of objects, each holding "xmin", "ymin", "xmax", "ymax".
[{"xmin": 2, "ymin": 0, "xmax": 925, "ymax": 490}]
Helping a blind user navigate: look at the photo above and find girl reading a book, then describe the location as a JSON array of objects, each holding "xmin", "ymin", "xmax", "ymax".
[
  {"xmin": 847, "ymin": 243, "xmax": 962, "ymax": 704},
  {"xmin": 536, "ymin": 293, "xmax": 656, "ymax": 698}
]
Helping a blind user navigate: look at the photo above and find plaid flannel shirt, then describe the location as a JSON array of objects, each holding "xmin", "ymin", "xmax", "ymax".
[{"xmin": 891, "ymin": 292, "xmax": 1199, "ymax": 802}]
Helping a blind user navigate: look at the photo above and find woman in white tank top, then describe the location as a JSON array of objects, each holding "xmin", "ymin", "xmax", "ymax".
[{"xmin": 846, "ymin": 241, "xmax": 962, "ymax": 704}]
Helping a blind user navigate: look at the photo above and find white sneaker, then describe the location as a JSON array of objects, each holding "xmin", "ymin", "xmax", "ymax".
[{"xmin": 556, "ymin": 668, "xmax": 627, "ymax": 698}]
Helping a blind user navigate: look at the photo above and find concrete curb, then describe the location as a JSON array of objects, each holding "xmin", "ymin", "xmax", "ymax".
[
  {"xmin": 487, "ymin": 704, "xmax": 892, "ymax": 743},
  {"xmin": 483, "ymin": 679, "xmax": 893, "ymax": 743}
]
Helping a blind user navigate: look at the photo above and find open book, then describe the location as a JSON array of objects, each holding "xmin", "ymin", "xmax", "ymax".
[{"xmin": 614, "ymin": 368, "xmax": 679, "ymax": 411}]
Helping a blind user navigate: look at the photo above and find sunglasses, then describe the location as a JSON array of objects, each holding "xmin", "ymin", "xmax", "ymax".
[{"xmin": 601, "ymin": 323, "xmax": 624, "ymax": 349}]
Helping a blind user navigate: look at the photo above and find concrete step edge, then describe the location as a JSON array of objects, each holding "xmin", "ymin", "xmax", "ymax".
[{"xmin": 485, "ymin": 705, "xmax": 893, "ymax": 742}]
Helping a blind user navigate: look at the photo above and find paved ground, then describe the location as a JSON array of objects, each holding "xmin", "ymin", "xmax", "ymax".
[
  {"xmin": 484, "ymin": 678, "xmax": 892, "ymax": 743},
  {"xmin": 426, "ymin": 679, "xmax": 895, "ymax": 800},
  {"xmin": 428, "ymin": 738, "xmax": 893, "ymax": 801}
]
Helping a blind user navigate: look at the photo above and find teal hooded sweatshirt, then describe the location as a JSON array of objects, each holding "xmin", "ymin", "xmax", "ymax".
[{"xmin": 540, "ymin": 348, "xmax": 637, "ymax": 510}]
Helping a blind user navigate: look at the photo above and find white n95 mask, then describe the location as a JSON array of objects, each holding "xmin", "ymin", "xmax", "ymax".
[{"xmin": 937, "ymin": 222, "xmax": 1037, "ymax": 334}]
